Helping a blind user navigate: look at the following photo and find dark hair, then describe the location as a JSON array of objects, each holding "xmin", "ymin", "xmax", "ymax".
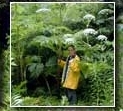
[{"xmin": 68, "ymin": 44, "xmax": 75, "ymax": 50}]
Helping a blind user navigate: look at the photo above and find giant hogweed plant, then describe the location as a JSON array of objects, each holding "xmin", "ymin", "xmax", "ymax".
[{"xmin": 11, "ymin": 3, "xmax": 114, "ymax": 106}]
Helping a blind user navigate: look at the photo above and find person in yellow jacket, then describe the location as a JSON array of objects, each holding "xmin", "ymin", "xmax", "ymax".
[{"xmin": 58, "ymin": 45, "xmax": 81, "ymax": 105}]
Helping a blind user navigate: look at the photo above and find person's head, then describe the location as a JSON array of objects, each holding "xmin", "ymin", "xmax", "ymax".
[{"xmin": 68, "ymin": 45, "xmax": 76, "ymax": 57}]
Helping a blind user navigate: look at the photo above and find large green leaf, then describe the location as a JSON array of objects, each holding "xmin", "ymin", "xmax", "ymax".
[{"xmin": 28, "ymin": 63, "xmax": 44, "ymax": 78}]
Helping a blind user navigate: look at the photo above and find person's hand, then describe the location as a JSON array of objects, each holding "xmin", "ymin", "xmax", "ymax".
[{"xmin": 58, "ymin": 59, "xmax": 61, "ymax": 64}]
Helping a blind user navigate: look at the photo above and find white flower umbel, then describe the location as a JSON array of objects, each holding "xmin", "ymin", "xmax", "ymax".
[
  {"xmin": 63, "ymin": 34, "xmax": 73, "ymax": 38},
  {"xmin": 36, "ymin": 8, "xmax": 51, "ymax": 13},
  {"xmin": 98, "ymin": 9, "xmax": 113, "ymax": 15},
  {"xmin": 83, "ymin": 28, "xmax": 97, "ymax": 36},
  {"xmin": 83, "ymin": 14, "xmax": 95, "ymax": 21},
  {"xmin": 83, "ymin": 14, "xmax": 95, "ymax": 27},
  {"xmin": 64, "ymin": 38, "xmax": 75, "ymax": 44},
  {"xmin": 97, "ymin": 35, "xmax": 107, "ymax": 41},
  {"xmin": 63, "ymin": 34, "xmax": 75, "ymax": 44},
  {"xmin": 120, "ymin": 109, "xmax": 123, "ymax": 111}
]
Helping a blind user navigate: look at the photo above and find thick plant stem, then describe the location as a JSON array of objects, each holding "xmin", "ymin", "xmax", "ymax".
[{"xmin": 43, "ymin": 76, "xmax": 52, "ymax": 96}]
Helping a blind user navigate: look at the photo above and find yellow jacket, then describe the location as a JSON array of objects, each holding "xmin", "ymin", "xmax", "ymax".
[{"xmin": 58, "ymin": 55, "xmax": 80, "ymax": 90}]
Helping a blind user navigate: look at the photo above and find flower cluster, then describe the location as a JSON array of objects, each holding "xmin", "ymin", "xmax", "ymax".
[
  {"xmin": 63, "ymin": 34, "xmax": 75, "ymax": 43},
  {"xmin": 64, "ymin": 38, "xmax": 75, "ymax": 44},
  {"xmin": 63, "ymin": 34, "xmax": 73, "ymax": 38},
  {"xmin": 83, "ymin": 28, "xmax": 97, "ymax": 36},
  {"xmin": 98, "ymin": 9, "xmax": 113, "ymax": 15},
  {"xmin": 83, "ymin": 14, "xmax": 95, "ymax": 21},
  {"xmin": 36, "ymin": 8, "xmax": 51, "ymax": 13},
  {"xmin": 96, "ymin": 35, "xmax": 107, "ymax": 41}
]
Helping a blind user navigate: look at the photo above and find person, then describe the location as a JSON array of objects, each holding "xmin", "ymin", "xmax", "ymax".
[{"xmin": 58, "ymin": 45, "xmax": 81, "ymax": 105}]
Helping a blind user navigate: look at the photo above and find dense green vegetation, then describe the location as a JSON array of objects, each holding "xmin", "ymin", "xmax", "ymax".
[
  {"xmin": 0, "ymin": 0, "xmax": 123, "ymax": 111},
  {"xmin": 11, "ymin": 3, "xmax": 114, "ymax": 106}
]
